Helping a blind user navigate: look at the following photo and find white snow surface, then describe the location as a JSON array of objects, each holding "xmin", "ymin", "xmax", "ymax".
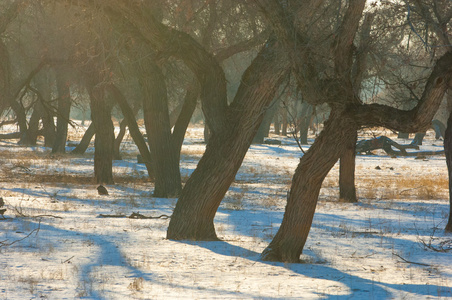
[{"xmin": 0, "ymin": 124, "xmax": 451, "ymax": 299}]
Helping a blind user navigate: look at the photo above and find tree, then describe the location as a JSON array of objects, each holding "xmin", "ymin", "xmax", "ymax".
[{"xmin": 254, "ymin": 0, "xmax": 452, "ymax": 262}]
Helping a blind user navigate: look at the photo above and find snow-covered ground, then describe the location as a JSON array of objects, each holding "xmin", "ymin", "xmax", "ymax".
[{"xmin": 0, "ymin": 124, "xmax": 451, "ymax": 299}]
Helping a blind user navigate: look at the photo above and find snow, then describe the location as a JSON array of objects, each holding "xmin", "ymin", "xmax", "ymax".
[{"xmin": 0, "ymin": 124, "xmax": 451, "ymax": 299}]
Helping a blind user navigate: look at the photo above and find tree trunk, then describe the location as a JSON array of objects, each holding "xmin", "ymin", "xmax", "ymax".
[
  {"xmin": 89, "ymin": 84, "xmax": 115, "ymax": 185},
  {"xmin": 444, "ymin": 112, "xmax": 452, "ymax": 232},
  {"xmin": 71, "ymin": 123, "xmax": 95, "ymax": 154},
  {"xmin": 261, "ymin": 107, "xmax": 358, "ymax": 262},
  {"xmin": 339, "ymin": 130, "xmax": 358, "ymax": 202},
  {"xmin": 172, "ymin": 80, "xmax": 199, "ymax": 162},
  {"xmin": 298, "ymin": 102, "xmax": 313, "ymax": 145},
  {"xmin": 52, "ymin": 69, "xmax": 72, "ymax": 153},
  {"xmin": 19, "ymin": 103, "xmax": 42, "ymax": 146},
  {"xmin": 108, "ymin": 85, "xmax": 154, "ymax": 178},
  {"xmin": 167, "ymin": 38, "xmax": 288, "ymax": 240},
  {"xmin": 113, "ymin": 119, "xmax": 127, "ymax": 160},
  {"xmin": 253, "ymin": 98, "xmax": 280, "ymax": 144},
  {"xmin": 140, "ymin": 62, "xmax": 181, "ymax": 198},
  {"xmin": 281, "ymin": 108, "xmax": 288, "ymax": 136}
]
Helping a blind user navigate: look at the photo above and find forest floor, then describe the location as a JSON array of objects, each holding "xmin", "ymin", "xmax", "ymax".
[{"xmin": 0, "ymin": 123, "xmax": 451, "ymax": 299}]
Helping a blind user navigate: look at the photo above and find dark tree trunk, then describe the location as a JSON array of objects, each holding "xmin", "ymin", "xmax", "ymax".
[
  {"xmin": 281, "ymin": 108, "xmax": 288, "ymax": 136},
  {"xmin": 298, "ymin": 102, "xmax": 313, "ymax": 145},
  {"xmin": 52, "ymin": 70, "xmax": 72, "ymax": 153},
  {"xmin": 108, "ymin": 85, "xmax": 154, "ymax": 178},
  {"xmin": 20, "ymin": 103, "xmax": 42, "ymax": 146},
  {"xmin": 35, "ymin": 74, "xmax": 56, "ymax": 147},
  {"xmin": 167, "ymin": 38, "xmax": 288, "ymax": 240},
  {"xmin": 253, "ymin": 98, "xmax": 280, "ymax": 144},
  {"xmin": 89, "ymin": 83, "xmax": 115, "ymax": 185},
  {"xmin": 261, "ymin": 108, "xmax": 358, "ymax": 262},
  {"xmin": 274, "ymin": 111, "xmax": 281, "ymax": 135},
  {"xmin": 113, "ymin": 119, "xmax": 127, "ymax": 160},
  {"xmin": 412, "ymin": 132, "xmax": 426, "ymax": 146},
  {"xmin": 339, "ymin": 130, "xmax": 358, "ymax": 202},
  {"xmin": 71, "ymin": 123, "xmax": 95, "ymax": 154},
  {"xmin": 397, "ymin": 132, "xmax": 409, "ymax": 139},
  {"xmin": 140, "ymin": 62, "xmax": 181, "ymax": 198},
  {"xmin": 444, "ymin": 112, "xmax": 452, "ymax": 232}
]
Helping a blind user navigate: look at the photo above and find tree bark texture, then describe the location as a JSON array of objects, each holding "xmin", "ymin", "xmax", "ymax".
[
  {"xmin": 261, "ymin": 108, "xmax": 358, "ymax": 262},
  {"xmin": 113, "ymin": 119, "xmax": 127, "ymax": 160},
  {"xmin": 339, "ymin": 130, "xmax": 358, "ymax": 202},
  {"xmin": 167, "ymin": 38, "xmax": 289, "ymax": 240},
  {"xmin": 139, "ymin": 62, "xmax": 181, "ymax": 198},
  {"xmin": 444, "ymin": 112, "xmax": 452, "ymax": 232},
  {"xmin": 88, "ymin": 82, "xmax": 115, "ymax": 185}
]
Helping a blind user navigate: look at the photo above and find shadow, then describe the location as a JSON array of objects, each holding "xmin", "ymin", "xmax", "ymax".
[{"xmin": 177, "ymin": 239, "xmax": 452, "ymax": 299}]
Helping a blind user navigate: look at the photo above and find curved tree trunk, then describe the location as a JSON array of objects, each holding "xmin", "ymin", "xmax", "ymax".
[
  {"xmin": 444, "ymin": 112, "xmax": 452, "ymax": 232},
  {"xmin": 339, "ymin": 130, "xmax": 358, "ymax": 202},
  {"xmin": 261, "ymin": 108, "xmax": 358, "ymax": 262},
  {"xmin": 167, "ymin": 38, "xmax": 288, "ymax": 240},
  {"xmin": 71, "ymin": 123, "xmax": 95, "ymax": 154}
]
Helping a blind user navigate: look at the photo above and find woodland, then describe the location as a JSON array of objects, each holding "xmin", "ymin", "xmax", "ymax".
[{"xmin": 1, "ymin": 0, "xmax": 452, "ymax": 267}]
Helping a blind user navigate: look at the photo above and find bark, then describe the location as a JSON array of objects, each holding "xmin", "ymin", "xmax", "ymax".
[
  {"xmin": 52, "ymin": 69, "xmax": 72, "ymax": 153},
  {"xmin": 139, "ymin": 62, "xmax": 181, "ymax": 198},
  {"xmin": 71, "ymin": 123, "xmax": 95, "ymax": 155},
  {"xmin": 339, "ymin": 130, "xmax": 358, "ymax": 202},
  {"xmin": 88, "ymin": 82, "xmax": 115, "ymax": 185},
  {"xmin": 167, "ymin": 38, "xmax": 288, "ymax": 240},
  {"xmin": 444, "ymin": 112, "xmax": 452, "ymax": 232},
  {"xmin": 262, "ymin": 107, "xmax": 358, "ymax": 262}
]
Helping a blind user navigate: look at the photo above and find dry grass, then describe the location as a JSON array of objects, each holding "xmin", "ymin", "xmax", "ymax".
[{"xmin": 359, "ymin": 175, "xmax": 448, "ymax": 200}]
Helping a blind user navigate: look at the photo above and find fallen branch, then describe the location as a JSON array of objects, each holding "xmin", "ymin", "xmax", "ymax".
[
  {"xmin": 356, "ymin": 136, "xmax": 444, "ymax": 157},
  {"xmin": 98, "ymin": 212, "xmax": 171, "ymax": 219},
  {"xmin": 0, "ymin": 220, "xmax": 41, "ymax": 248},
  {"xmin": 392, "ymin": 252, "xmax": 431, "ymax": 266}
]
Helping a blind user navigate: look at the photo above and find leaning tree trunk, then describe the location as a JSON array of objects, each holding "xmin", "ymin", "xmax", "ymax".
[
  {"xmin": 339, "ymin": 130, "xmax": 358, "ymax": 202},
  {"xmin": 261, "ymin": 107, "xmax": 358, "ymax": 262},
  {"xmin": 89, "ymin": 83, "xmax": 115, "ymax": 185},
  {"xmin": 140, "ymin": 62, "xmax": 181, "ymax": 198},
  {"xmin": 167, "ymin": 38, "xmax": 288, "ymax": 240},
  {"xmin": 113, "ymin": 119, "xmax": 127, "ymax": 160},
  {"xmin": 71, "ymin": 123, "xmax": 95, "ymax": 154},
  {"xmin": 108, "ymin": 85, "xmax": 154, "ymax": 178},
  {"xmin": 444, "ymin": 112, "xmax": 452, "ymax": 232},
  {"xmin": 52, "ymin": 69, "xmax": 72, "ymax": 153}
]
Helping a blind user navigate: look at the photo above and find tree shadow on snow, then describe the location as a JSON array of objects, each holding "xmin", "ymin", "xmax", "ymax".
[{"xmin": 178, "ymin": 239, "xmax": 451, "ymax": 299}]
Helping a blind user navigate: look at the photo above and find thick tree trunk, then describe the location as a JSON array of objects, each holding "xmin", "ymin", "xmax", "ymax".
[
  {"xmin": 339, "ymin": 130, "xmax": 358, "ymax": 202},
  {"xmin": 52, "ymin": 69, "xmax": 72, "ymax": 153},
  {"xmin": 444, "ymin": 112, "xmax": 452, "ymax": 232},
  {"xmin": 140, "ymin": 62, "xmax": 181, "ymax": 198},
  {"xmin": 261, "ymin": 108, "xmax": 358, "ymax": 262},
  {"xmin": 71, "ymin": 123, "xmax": 95, "ymax": 154},
  {"xmin": 89, "ymin": 84, "xmax": 115, "ymax": 185},
  {"xmin": 167, "ymin": 38, "xmax": 288, "ymax": 240}
]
